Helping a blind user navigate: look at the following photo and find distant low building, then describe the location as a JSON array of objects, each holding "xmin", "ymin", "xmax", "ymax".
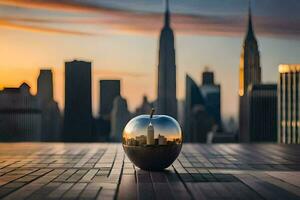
[
  {"xmin": 135, "ymin": 96, "xmax": 152, "ymax": 115},
  {"xmin": 278, "ymin": 64, "xmax": 300, "ymax": 144},
  {"xmin": 158, "ymin": 134, "xmax": 167, "ymax": 145},
  {"xmin": 136, "ymin": 135, "xmax": 147, "ymax": 146},
  {"xmin": 110, "ymin": 96, "xmax": 131, "ymax": 142},
  {"xmin": 126, "ymin": 138, "xmax": 137, "ymax": 146},
  {"xmin": 0, "ymin": 83, "xmax": 42, "ymax": 141}
]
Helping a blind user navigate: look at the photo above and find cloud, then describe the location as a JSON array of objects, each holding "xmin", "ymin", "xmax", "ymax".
[
  {"xmin": 0, "ymin": 18, "xmax": 99, "ymax": 36},
  {"xmin": 0, "ymin": 0, "xmax": 127, "ymax": 13},
  {"xmin": 0, "ymin": 0, "xmax": 299, "ymax": 38}
]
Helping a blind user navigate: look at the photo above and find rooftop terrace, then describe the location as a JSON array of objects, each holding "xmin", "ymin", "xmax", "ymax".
[{"xmin": 0, "ymin": 143, "xmax": 299, "ymax": 199}]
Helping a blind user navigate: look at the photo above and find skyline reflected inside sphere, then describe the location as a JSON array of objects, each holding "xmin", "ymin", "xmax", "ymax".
[{"xmin": 122, "ymin": 111, "xmax": 182, "ymax": 170}]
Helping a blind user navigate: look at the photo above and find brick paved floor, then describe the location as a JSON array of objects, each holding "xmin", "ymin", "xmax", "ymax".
[{"xmin": 0, "ymin": 143, "xmax": 299, "ymax": 199}]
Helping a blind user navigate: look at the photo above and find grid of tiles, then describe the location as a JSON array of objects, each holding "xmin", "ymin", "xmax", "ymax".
[{"xmin": 0, "ymin": 143, "xmax": 299, "ymax": 200}]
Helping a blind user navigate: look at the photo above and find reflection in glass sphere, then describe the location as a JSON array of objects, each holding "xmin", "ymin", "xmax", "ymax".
[{"xmin": 122, "ymin": 114, "xmax": 182, "ymax": 170}]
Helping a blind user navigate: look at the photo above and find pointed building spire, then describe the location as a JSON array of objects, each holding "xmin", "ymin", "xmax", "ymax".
[
  {"xmin": 246, "ymin": 0, "xmax": 255, "ymax": 40},
  {"xmin": 248, "ymin": 0, "xmax": 253, "ymax": 31},
  {"xmin": 164, "ymin": 0, "xmax": 170, "ymax": 27}
]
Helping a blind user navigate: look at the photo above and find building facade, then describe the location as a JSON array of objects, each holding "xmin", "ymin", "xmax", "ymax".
[
  {"xmin": 184, "ymin": 74, "xmax": 216, "ymax": 143},
  {"xmin": 199, "ymin": 70, "xmax": 221, "ymax": 128},
  {"xmin": 64, "ymin": 60, "xmax": 93, "ymax": 141},
  {"xmin": 157, "ymin": 0, "xmax": 177, "ymax": 119},
  {"xmin": 110, "ymin": 96, "xmax": 131, "ymax": 142},
  {"xmin": 278, "ymin": 64, "xmax": 300, "ymax": 144},
  {"xmin": 99, "ymin": 80, "xmax": 120, "ymax": 118},
  {"xmin": 247, "ymin": 84, "xmax": 277, "ymax": 142},
  {"xmin": 184, "ymin": 75, "xmax": 205, "ymax": 142},
  {"xmin": 0, "ymin": 83, "xmax": 42, "ymax": 141},
  {"xmin": 37, "ymin": 69, "xmax": 61, "ymax": 141}
]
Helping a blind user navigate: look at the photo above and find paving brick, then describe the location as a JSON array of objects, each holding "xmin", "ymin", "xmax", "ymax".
[{"xmin": 0, "ymin": 143, "xmax": 299, "ymax": 199}]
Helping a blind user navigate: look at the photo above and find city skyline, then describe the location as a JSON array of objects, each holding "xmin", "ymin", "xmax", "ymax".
[
  {"xmin": 0, "ymin": 0, "xmax": 300, "ymax": 120},
  {"xmin": 0, "ymin": 1, "xmax": 299, "ymax": 198}
]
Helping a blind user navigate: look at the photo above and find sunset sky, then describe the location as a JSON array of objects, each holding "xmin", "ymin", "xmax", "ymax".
[{"xmin": 0, "ymin": 0, "xmax": 299, "ymax": 120}]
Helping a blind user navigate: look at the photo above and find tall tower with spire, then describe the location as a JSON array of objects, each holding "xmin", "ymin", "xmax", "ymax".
[
  {"xmin": 157, "ymin": 0, "xmax": 177, "ymax": 119},
  {"xmin": 239, "ymin": 1, "xmax": 261, "ymax": 142},
  {"xmin": 239, "ymin": 1, "xmax": 261, "ymax": 96}
]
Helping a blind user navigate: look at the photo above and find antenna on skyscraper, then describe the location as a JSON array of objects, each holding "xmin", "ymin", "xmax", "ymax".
[
  {"xmin": 248, "ymin": 0, "xmax": 251, "ymax": 18},
  {"xmin": 164, "ymin": 0, "xmax": 170, "ymax": 27},
  {"xmin": 166, "ymin": 0, "xmax": 169, "ymax": 12}
]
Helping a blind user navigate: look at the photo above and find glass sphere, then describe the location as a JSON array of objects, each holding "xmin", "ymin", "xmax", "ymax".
[{"xmin": 122, "ymin": 114, "xmax": 183, "ymax": 170}]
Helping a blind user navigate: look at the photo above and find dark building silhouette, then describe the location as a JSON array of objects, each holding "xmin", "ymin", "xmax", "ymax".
[
  {"xmin": 94, "ymin": 117, "xmax": 111, "ymax": 141},
  {"xmin": 157, "ymin": 0, "xmax": 177, "ymax": 119},
  {"xmin": 94, "ymin": 80, "xmax": 121, "ymax": 141},
  {"xmin": 199, "ymin": 70, "xmax": 221, "ymax": 128},
  {"xmin": 278, "ymin": 64, "xmax": 300, "ymax": 144},
  {"xmin": 110, "ymin": 96, "xmax": 131, "ymax": 142},
  {"xmin": 0, "ymin": 83, "xmax": 42, "ymax": 141},
  {"xmin": 99, "ymin": 80, "xmax": 120, "ymax": 118},
  {"xmin": 135, "ymin": 96, "xmax": 152, "ymax": 115},
  {"xmin": 184, "ymin": 75, "xmax": 214, "ymax": 142},
  {"xmin": 246, "ymin": 84, "xmax": 277, "ymax": 142},
  {"xmin": 202, "ymin": 70, "xmax": 215, "ymax": 85},
  {"xmin": 190, "ymin": 105, "xmax": 214, "ymax": 143},
  {"xmin": 239, "ymin": 3, "xmax": 261, "ymax": 142},
  {"xmin": 64, "ymin": 60, "xmax": 93, "ymax": 142},
  {"xmin": 37, "ymin": 69, "xmax": 61, "ymax": 141},
  {"xmin": 184, "ymin": 75, "xmax": 204, "ymax": 141}
]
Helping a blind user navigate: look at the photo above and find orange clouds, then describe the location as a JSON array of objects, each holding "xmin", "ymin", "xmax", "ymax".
[
  {"xmin": 0, "ymin": 18, "xmax": 98, "ymax": 36},
  {"xmin": 0, "ymin": 0, "xmax": 119, "ymax": 13},
  {"xmin": 0, "ymin": 0, "xmax": 299, "ymax": 38}
]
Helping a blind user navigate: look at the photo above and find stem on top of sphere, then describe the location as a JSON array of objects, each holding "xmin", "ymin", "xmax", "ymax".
[{"xmin": 150, "ymin": 108, "xmax": 155, "ymax": 119}]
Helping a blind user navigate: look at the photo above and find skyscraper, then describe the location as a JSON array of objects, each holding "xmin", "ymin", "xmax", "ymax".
[
  {"xmin": 239, "ymin": 2, "xmax": 261, "ymax": 142},
  {"xmin": 37, "ymin": 69, "xmax": 61, "ymax": 141},
  {"xmin": 147, "ymin": 122, "xmax": 155, "ymax": 145},
  {"xmin": 199, "ymin": 70, "xmax": 221, "ymax": 128},
  {"xmin": 247, "ymin": 84, "xmax": 277, "ymax": 142},
  {"xmin": 37, "ymin": 70, "xmax": 53, "ymax": 104},
  {"xmin": 157, "ymin": 0, "xmax": 177, "ymax": 119},
  {"xmin": 184, "ymin": 75, "xmax": 215, "ymax": 142},
  {"xmin": 278, "ymin": 64, "xmax": 300, "ymax": 144},
  {"xmin": 64, "ymin": 60, "xmax": 93, "ymax": 142},
  {"xmin": 99, "ymin": 80, "xmax": 120, "ymax": 118},
  {"xmin": 184, "ymin": 75, "xmax": 205, "ymax": 141}
]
